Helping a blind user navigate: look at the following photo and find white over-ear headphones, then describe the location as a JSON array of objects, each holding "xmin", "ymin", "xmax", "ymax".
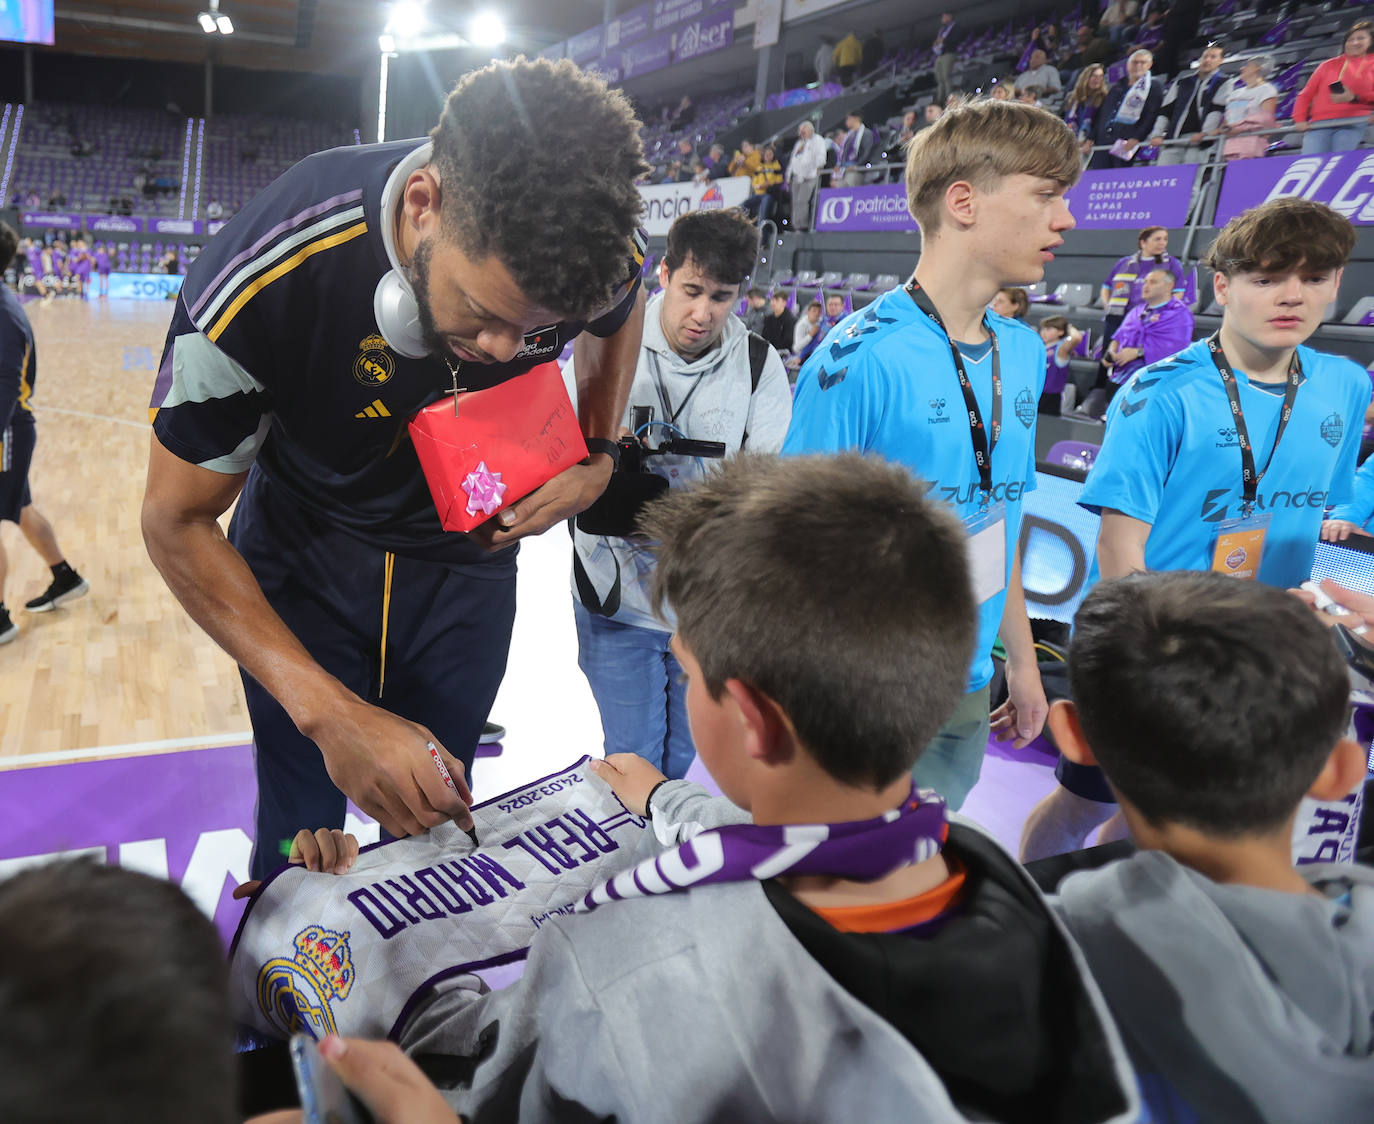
[{"xmin": 373, "ymin": 143, "xmax": 435, "ymax": 360}]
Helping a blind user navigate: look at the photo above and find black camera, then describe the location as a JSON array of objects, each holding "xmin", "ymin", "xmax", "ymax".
[{"xmin": 576, "ymin": 406, "xmax": 727, "ymax": 537}]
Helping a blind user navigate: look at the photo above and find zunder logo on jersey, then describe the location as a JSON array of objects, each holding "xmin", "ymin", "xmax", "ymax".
[{"xmin": 353, "ymin": 335, "xmax": 395, "ymax": 387}]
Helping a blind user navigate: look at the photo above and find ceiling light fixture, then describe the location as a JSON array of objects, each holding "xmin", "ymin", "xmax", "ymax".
[{"xmin": 197, "ymin": 11, "xmax": 216, "ymax": 32}]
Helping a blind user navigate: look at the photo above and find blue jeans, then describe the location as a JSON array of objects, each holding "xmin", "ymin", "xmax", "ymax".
[
  {"xmin": 911, "ymin": 685, "xmax": 991, "ymax": 811},
  {"xmin": 1301, "ymin": 122, "xmax": 1368, "ymax": 155},
  {"xmin": 574, "ymin": 602, "xmax": 696, "ymax": 779}
]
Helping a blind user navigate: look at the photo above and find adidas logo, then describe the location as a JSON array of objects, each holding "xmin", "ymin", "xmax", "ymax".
[{"xmin": 355, "ymin": 399, "xmax": 391, "ymax": 419}]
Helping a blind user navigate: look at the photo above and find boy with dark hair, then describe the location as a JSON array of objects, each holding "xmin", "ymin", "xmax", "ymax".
[
  {"xmin": 1038, "ymin": 314, "xmax": 1083, "ymax": 416},
  {"xmin": 1023, "ymin": 198, "xmax": 1370, "ymax": 858},
  {"xmin": 0, "ymin": 219, "xmax": 88, "ymax": 644},
  {"xmin": 1047, "ymin": 571, "xmax": 1373, "ymax": 1123},
  {"xmin": 569, "ymin": 208, "xmax": 790, "ymax": 779},
  {"xmin": 390, "ymin": 453, "xmax": 1138, "ymax": 1121},
  {"xmin": 784, "ymin": 99, "xmax": 1082, "ymax": 807},
  {"xmin": 0, "ymin": 859, "xmax": 237, "ymax": 1123}
]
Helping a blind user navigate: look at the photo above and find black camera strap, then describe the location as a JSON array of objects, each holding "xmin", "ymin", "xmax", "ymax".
[
  {"xmin": 904, "ymin": 280, "xmax": 1001, "ymax": 502},
  {"xmin": 1205, "ymin": 332, "xmax": 1301, "ymax": 516},
  {"xmin": 646, "ymin": 351, "xmax": 705, "ymax": 428}
]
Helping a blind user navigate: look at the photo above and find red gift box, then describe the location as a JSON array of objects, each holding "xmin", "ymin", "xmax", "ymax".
[{"xmin": 409, "ymin": 361, "xmax": 588, "ymax": 533}]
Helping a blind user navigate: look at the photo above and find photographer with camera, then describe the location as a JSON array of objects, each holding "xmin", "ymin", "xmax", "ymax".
[{"xmin": 567, "ymin": 208, "xmax": 791, "ymax": 778}]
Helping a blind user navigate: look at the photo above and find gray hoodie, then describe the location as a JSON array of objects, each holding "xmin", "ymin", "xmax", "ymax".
[
  {"xmin": 566, "ymin": 292, "xmax": 792, "ymax": 630},
  {"xmin": 1056, "ymin": 851, "xmax": 1374, "ymax": 1122}
]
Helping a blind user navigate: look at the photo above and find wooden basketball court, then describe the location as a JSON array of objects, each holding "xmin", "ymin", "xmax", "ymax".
[{"xmin": 0, "ymin": 298, "xmax": 249, "ymax": 764}]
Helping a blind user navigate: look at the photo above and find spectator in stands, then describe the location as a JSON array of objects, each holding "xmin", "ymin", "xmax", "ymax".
[
  {"xmin": 742, "ymin": 142, "xmax": 783, "ymax": 224},
  {"xmin": 660, "ymin": 160, "xmax": 683, "ymax": 184},
  {"xmin": 206, "ymin": 198, "xmax": 224, "ymax": 221},
  {"xmin": 833, "ymin": 30, "xmax": 863, "ymax": 86},
  {"xmin": 1024, "ymin": 198, "xmax": 1366, "ymax": 859},
  {"xmin": 1064, "ymin": 64, "xmax": 1109, "ymax": 157},
  {"xmin": 1038, "ymin": 315, "xmax": 1084, "ymax": 415},
  {"xmin": 1102, "ymin": 267, "xmax": 1194, "ymax": 405},
  {"xmin": 1062, "ymin": 24, "xmax": 1113, "ymax": 80},
  {"xmin": 990, "ymin": 79, "xmax": 1014, "ymax": 101},
  {"xmin": 836, "ymin": 110, "xmax": 877, "ymax": 186},
  {"xmin": 702, "ymin": 143, "xmax": 728, "ymax": 180},
  {"xmin": 1221, "ymin": 55, "xmax": 1279, "ymax": 161},
  {"xmin": 1090, "ymin": 226, "xmax": 1185, "ymax": 409},
  {"xmin": 990, "ymin": 286, "xmax": 1029, "ymax": 319},
  {"xmin": 897, "ymin": 109, "xmax": 919, "ymax": 148},
  {"xmin": 762, "ymin": 290, "xmax": 796, "ymax": 353},
  {"xmin": 825, "ymin": 127, "xmax": 845, "ymax": 185},
  {"xmin": 862, "ymin": 29, "xmax": 885, "ymax": 76},
  {"xmin": 0, "ymin": 859, "xmax": 237, "ymax": 1124},
  {"xmin": 814, "ymin": 38, "xmax": 834, "ymax": 85},
  {"xmin": 786, "ymin": 121, "xmax": 827, "ymax": 232},
  {"xmin": 1099, "ymin": 0, "xmax": 1141, "ymax": 46},
  {"xmin": 1091, "ymin": 49, "xmax": 1164, "ymax": 168},
  {"xmin": 1149, "ymin": 41, "xmax": 1228, "ymax": 165},
  {"xmin": 685, "ymin": 157, "xmax": 704, "ymax": 183},
  {"xmin": 1017, "ymin": 49, "xmax": 1063, "ymax": 100},
  {"xmin": 1049, "ymin": 573, "xmax": 1373, "ymax": 1124},
  {"xmin": 1017, "ymin": 90, "xmax": 1041, "ymax": 109},
  {"xmin": 932, "ymin": 13, "xmax": 960, "ymax": 104},
  {"xmin": 727, "ymin": 140, "xmax": 761, "ymax": 180},
  {"xmin": 1132, "ymin": 5, "xmax": 1169, "ymax": 53},
  {"xmin": 1294, "ymin": 19, "xmax": 1374, "ymax": 156},
  {"xmin": 674, "ymin": 136, "xmax": 694, "ymax": 167},
  {"xmin": 791, "ymin": 299, "xmax": 822, "ymax": 359},
  {"xmin": 669, "ymin": 94, "xmax": 695, "ymax": 131},
  {"xmin": 742, "ymin": 287, "xmax": 768, "ymax": 334},
  {"xmin": 796, "ymin": 292, "xmax": 846, "ymax": 366}
]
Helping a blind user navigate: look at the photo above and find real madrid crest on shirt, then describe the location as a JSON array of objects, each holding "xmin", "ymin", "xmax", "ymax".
[
  {"xmin": 353, "ymin": 334, "xmax": 395, "ymax": 387},
  {"xmin": 1322, "ymin": 412, "xmax": 1344, "ymax": 448}
]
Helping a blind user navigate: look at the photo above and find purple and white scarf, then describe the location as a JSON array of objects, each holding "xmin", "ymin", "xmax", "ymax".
[{"xmin": 578, "ymin": 785, "xmax": 948, "ymax": 912}]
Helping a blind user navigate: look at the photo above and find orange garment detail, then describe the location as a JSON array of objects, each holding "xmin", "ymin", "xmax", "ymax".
[{"xmin": 810, "ymin": 857, "xmax": 967, "ymax": 934}]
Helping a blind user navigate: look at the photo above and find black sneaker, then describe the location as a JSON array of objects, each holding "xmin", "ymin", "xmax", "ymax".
[
  {"xmin": 479, "ymin": 720, "xmax": 506, "ymax": 744},
  {"xmin": 25, "ymin": 570, "xmax": 89, "ymax": 612},
  {"xmin": 0, "ymin": 608, "xmax": 16, "ymax": 645}
]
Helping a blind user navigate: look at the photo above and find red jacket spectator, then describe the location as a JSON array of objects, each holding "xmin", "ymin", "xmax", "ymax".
[{"xmin": 1294, "ymin": 27, "xmax": 1374, "ymax": 124}]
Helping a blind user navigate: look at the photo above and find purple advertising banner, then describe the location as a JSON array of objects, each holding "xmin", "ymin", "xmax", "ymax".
[
  {"xmin": 653, "ymin": 0, "xmax": 707, "ymax": 31},
  {"xmin": 766, "ymin": 81, "xmax": 843, "ymax": 109},
  {"xmin": 673, "ymin": 3, "xmax": 733, "ymax": 63},
  {"xmin": 87, "ymin": 213, "xmax": 143, "ymax": 233},
  {"xmin": 1063, "ymin": 166, "xmax": 1194, "ymax": 229},
  {"xmin": 814, "ymin": 184, "xmax": 917, "ymax": 233},
  {"xmin": 151, "ymin": 217, "xmax": 204, "ymax": 235},
  {"xmin": 21, "ymin": 209, "xmax": 82, "ymax": 229},
  {"xmin": 567, "ymin": 26, "xmax": 604, "ymax": 64},
  {"xmin": 537, "ymin": 40, "xmax": 565, "ymax": 61},
  {"xmin": 0, "ymin": 744, "xmax": 375, "ymax": 948},
  {"xmin": 608, "ymin": 2, "xmax": 653, "ymax": 47},
  {"xmin": 1215, "ymin": 150, "xmax": 1374, "ymax": 226},
  {"xmin": 622, "ymin": 31, "xmax": 673, "ymax": 79},
  {"xmin": 588, "ymin": 54, "xmax": 623, "ymax": 83}
]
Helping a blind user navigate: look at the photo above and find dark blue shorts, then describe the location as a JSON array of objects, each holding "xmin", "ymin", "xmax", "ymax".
[
  {"xmin": 0, "ymin": 420, "xmax": 34, "ymax": 524},
  {"xmin": 1054, "ymin": 755, "xmax": 1117, "ymax": 804},
  {"xmin": 230, "ymin": 465, "xmax": 518, "ymax": 878}
]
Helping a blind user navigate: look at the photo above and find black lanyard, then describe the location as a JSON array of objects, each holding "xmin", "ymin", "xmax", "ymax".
[
  {"xmin": 1205, "ymin": 333, "xmax": 1302, "ymax": 516},
  {"xmin": 905, "ymin": 281, "xmax": 1002, "ymax": 502}
]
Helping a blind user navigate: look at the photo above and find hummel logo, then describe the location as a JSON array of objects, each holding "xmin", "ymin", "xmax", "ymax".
[
  {"xmin": 355, "ymin": 399, "xmax": 392, "ymax": 419},
  {"xmin": 817, "ymin": 365, "xmax": 848, "ymax": 391}
]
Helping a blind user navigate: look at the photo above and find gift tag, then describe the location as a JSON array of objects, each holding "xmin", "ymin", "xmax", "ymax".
[
  {"xmin": 1210, "ymin": 512, "xmax": 1271, "ymax": 581},
  {"xmin": 965, "ymin": 501, "xmax": 1008, "ymax": 604}
]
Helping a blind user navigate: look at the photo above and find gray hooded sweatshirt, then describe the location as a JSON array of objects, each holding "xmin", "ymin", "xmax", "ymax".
[
  {"xmin": 566, "ymin": 292, "xmax": 792, "ymax": 631},
  {"xmin": 1056, "ymin": 851, "xmax": 1374, "ymax": 1122}
]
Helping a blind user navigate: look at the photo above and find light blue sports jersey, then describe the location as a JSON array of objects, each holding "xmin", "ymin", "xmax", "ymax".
[
  {"xmin": 1329, "ymin": 451, "xmax": 1374, "ymax": 530},
  {"xmin": 1080, "ymin": 338, "xmax": 1368, "ymax": 588},
  {"xmin": 783, "ymin": 286, "xmax": 1045, "ymax": 692}
]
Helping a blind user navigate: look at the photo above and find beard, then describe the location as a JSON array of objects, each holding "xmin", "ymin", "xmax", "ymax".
[{"xmin": 408, "ymin": 236, "xmax": 454, "ymax": 360}]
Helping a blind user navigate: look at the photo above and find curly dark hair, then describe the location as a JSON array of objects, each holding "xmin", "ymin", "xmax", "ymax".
[
  {"xmin": 663, "ymin": 208, "xmax": 759, "ymax": 287},
  {"xmin": 430, "ymin": 57, "xmax": 648, "ymax": 321}
]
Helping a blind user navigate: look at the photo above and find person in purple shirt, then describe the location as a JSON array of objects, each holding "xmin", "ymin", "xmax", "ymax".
[
  {"xmin": 797, "ymin": 292, "xmax": 846, "ymax": 364},
  {"xmin": 68, "ymin": 238, "xmax": 93, "ymax": 299},
  {"xmin": 94, "ymin": 242, "xmax": 111, "ymax": 297},
  {"xmin": 1102, "ymin": 267, "xmax": 1195, "ymax": 406},
  {"xmin": 1038, "ymin": 315, "xmax": 1084, "ymax": 415}
]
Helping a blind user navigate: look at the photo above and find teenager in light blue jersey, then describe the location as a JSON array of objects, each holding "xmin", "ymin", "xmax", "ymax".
[
  {"xmin": 784, "ymin": 99, "xmax": 1082, "ymax": 808},
  {"xmin": 1323, "ymin": 451, "xmax": 1374, "ymax": 540},
  {"xmin": 1022, "ymin": 196, "xmax": 1367, "ymax": 860}
]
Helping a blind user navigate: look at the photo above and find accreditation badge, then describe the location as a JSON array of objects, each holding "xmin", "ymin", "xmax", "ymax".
[
  {"xmin": 1210, "ymin": 512, "xmax": 1272, "ymax": 581},
  {"xmin": 964, "ymin": 500, "xmax": 1008, "ymax": 604}
]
